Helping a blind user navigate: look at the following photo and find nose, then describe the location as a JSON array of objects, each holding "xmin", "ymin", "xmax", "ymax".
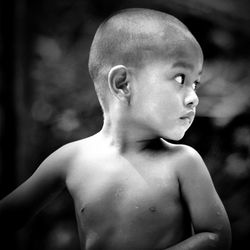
[{"xmin": 184, "ymin": 89, "xmax": 199, "ymax": 108}]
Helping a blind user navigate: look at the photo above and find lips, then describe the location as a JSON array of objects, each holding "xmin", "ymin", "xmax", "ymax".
[{"xmin": 180, "ymin": 111, "xmax": 195, "ymax": 123}]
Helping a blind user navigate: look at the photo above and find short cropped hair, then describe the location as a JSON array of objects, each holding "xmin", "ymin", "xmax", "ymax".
[{"xmin": 88, "ymin": 8, "xmax": 194, "ymax": 110}]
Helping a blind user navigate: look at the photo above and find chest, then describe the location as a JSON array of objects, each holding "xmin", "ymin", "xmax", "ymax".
[{"xmin": 67, "ymin": 154, "xmax": 180, "ymax": 217}]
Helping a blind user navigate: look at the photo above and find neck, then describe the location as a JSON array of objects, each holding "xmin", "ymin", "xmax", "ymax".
[{"xmin": 99, "ymin": 110, "xmax": 162, "ymax": 153}]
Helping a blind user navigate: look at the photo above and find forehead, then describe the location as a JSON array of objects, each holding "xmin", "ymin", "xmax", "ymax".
[
  {"xmin": 167, "ymin": 38, "xmax": 203, "ymax": 70},
  {"xmin": 138, "ymin": 36, "xmax": 203, "ymax": 73}
]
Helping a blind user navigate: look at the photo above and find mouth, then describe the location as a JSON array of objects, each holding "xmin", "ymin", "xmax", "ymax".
[
  {"xmin": 179, "ymin": 117, "xmax": 192, "ymax": 124},
  {"xmin": 180, "ymin": 111, "xmax": 195, "ymax": 123}
]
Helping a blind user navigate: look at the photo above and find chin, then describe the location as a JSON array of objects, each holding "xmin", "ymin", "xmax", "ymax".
[
  {"xmin": 161, "ymin": 129, "xmax": 187, "ymax": 141},
  {"xmin": 169, "ymin": 134, "xmax": 185, "ymax": 141}
]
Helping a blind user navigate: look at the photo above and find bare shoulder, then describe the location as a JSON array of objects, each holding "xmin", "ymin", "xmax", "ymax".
[
  {"xmin": 0, "ymin": 136, "xmax": 99, "ymax": 227},
  {"xmin": 175, "ymin": 144, "xmax": 203, "ymax": 165},
  {"xmin": 162, "ymin": 141, "xmax": 206, "ymax": 178},
  {"xmin": 39, "ymin": 135, "xmax": 96, "ymax": 180}
]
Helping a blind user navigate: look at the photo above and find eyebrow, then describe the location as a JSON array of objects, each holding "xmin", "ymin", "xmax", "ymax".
[{"xmin": 172, "ymin": 61, "xmax": 202, "ymax": 75}]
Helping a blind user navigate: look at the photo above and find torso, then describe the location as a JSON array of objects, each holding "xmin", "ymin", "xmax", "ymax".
[{"xmin": 66, "ymin": 136, "xmax": 192, "ymax": 250}]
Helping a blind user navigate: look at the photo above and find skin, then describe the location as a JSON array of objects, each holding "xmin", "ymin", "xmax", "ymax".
[{"xmin": 0, "ymin": 15, "xmax": 231, "ymax": 250}]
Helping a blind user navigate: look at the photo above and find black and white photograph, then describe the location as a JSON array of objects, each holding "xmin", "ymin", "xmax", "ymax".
[{"xmin": 0, "ymin": 0, "xmax": 250, "ymax": 249}]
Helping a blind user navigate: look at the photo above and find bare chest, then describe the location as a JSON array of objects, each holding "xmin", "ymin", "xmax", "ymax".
[{"xmin": 67, "ymin": 154, "xmax": 183, "ymax": 232}]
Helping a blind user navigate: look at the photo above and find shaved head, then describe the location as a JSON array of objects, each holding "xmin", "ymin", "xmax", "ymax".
[{"xmin": 88, "ymin": 8, "xmax": 201, "ymax": 109}]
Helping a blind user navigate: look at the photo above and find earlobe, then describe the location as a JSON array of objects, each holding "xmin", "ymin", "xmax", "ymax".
[{"xmin": 108, "ymin": 65, "xmax": 131, "ymax": 101}]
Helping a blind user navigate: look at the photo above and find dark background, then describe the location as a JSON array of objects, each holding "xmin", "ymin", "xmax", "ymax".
[{"xmin": 1, "ymin": 0, "xmax": 250, "ymax": 249}]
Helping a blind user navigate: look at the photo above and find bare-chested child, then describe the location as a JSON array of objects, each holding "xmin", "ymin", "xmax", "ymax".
[{"xmin": 0, "ymin": 8, "xmax": 231, "ymax": 250}]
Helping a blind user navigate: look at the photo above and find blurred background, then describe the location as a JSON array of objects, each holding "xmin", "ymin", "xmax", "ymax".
[{"xmin": 0, "ymin": 0, "xmax": 250, "ymax": 249}]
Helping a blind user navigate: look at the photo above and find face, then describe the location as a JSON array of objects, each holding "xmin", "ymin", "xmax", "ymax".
[{"xmin": 130, "ymin": 38, "xmax": 203, "ymax": 141}]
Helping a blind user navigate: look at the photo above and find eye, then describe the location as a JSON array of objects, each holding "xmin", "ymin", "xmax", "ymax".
[
  {"xmin": 192, "ymin": 80, "xmax": 200, "ymax": 91},
  {"xmin": 175, "ymin": 74, "xmax": 185, "ymax": 85}
]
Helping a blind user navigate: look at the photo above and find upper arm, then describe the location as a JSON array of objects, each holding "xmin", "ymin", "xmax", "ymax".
[
  {"xmin": 0, "ymin": 143, "xmax": 74, "ymax": 230},
  {"xmin": 177, "ymin": 146, "xmax": 231, "ymax": 248}
]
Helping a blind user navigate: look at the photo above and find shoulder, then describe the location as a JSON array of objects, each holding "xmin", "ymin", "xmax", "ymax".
[
  {"xmin": 163, "ymin": 140, "xmax": 203, "ymax": 163},
  {"xmin": 175, "ymin": 144, "xmax": 203, "ymax": 163},
  {"xmin": 163, "ymin": 141, "xmax": 207, "ymax": 179},
  {"xmin": 51, "ymin": 134, "xmax": 97, "ymax": 159},
  {"xmin": 39, "ymin": 136, "xmax": 95, "ymax": 180},
  {"xmin": 170, "ymin": 144, "xmax": 213, "ymax": 191}
]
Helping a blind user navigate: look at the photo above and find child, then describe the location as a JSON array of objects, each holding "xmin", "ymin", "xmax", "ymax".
[{"xmin": 0, "ymin": 8, "xmax": 231, "ymax": 250}]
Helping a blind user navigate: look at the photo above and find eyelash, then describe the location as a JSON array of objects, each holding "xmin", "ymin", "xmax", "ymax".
[
  {"xmin": 175, "ymin": 74, "xmax": 200, "ymax": 91},
  {"xmin": 193, "ymin": 80, "xmax": 200, "ymax": 91}
]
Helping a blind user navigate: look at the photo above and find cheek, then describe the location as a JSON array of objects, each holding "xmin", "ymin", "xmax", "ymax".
[
  {"xmin": 150, "ymin": 92, "xmax": 180, "ymax": 117},
  {"xmin": 132, "ymin": 75, "xmax": 182, "ymax": 119}
]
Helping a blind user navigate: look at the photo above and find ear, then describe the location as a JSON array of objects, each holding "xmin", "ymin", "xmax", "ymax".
[{"xmin": 108, "ymin": 65, "xmax": 131, "ymax": 102}]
